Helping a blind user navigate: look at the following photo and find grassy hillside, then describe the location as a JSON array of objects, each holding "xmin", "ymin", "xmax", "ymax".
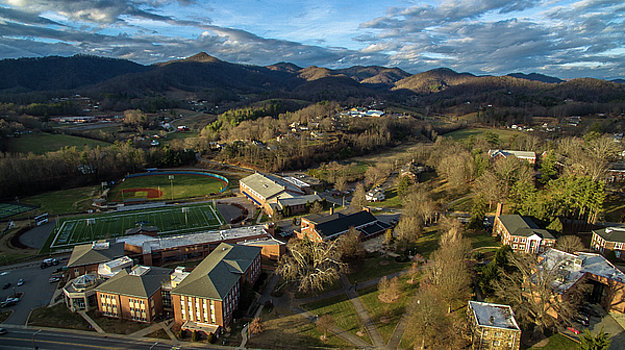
[{"xmin": 6, "ymin": 133, "xmax": 111, "ymax": 154}]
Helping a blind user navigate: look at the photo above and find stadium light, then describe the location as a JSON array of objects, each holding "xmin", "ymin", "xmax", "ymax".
[{"xmin": 169, "ymin": 175, "xmax": 175, "ymax": 201}]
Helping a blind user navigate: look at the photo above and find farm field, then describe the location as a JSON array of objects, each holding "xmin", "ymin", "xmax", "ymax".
[
  {"xmin": 108, "ymin": 172, "xmax": 227, "ymax": 202},
  {"xmin": 45, "ymin": 202, "xmax": 224, "ymax": 250},
  {"xmin": 442, "ymin": 127, "xmax": 522, "ymax": 144},
  {"xmin": 6, "ymin": 132, "xmax": 111, "ymax": 154}
]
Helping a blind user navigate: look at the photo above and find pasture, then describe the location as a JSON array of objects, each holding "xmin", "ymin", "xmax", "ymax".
[
  {"xmin": 6, "ymin": 132, "xmax": 111, "ymax": 154},
  {"xmin": 46, "ymin": 202, "xmax": 224, "ymax": 250}
]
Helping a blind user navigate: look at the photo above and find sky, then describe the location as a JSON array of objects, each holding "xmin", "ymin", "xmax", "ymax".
[{"xmin": 0, "ymin": 0, "xmax": 623, "ymax": 80}]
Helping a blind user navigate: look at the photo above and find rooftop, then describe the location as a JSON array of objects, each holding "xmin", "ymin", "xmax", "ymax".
[
  {"xmin": 538, "ymin": 249, "xmax": 625, "ymax": 293},
  {"xmin": 67, "ymin": 241, "xmax": 126, "ymax": 268},
  {"xmin": 116, "ymin": 225, "xmax": 270, "ymax": 253},
  {"xmin": 488, "ymin": 149, "xmax": 536, "ymax": 159},
  {"xmin": 469, "ymin": 301, "xmax": 520, "ymax": 330},
  {"xmin": 172, "ymin": 243, "xmax": 261, "ymax": 300},
  {"xmin": 498, "ymin": 215, "xmax": 555, "ymax": 239},
  {"xmin": 304, "ymin": 210, "xmax": 389, "ymax": 239},
  {"xmin": 594, "ymin": 226, "xmax": 625, "ymax": 243},
  {"xmin": 98, "ymin": 256, "xmax": 133, "ymax": 278},
  {"xmin": 240, "ymin": 172, "xmax": 304, "ymax": 200},
  {"xmin": 96, "ymin": 265, "xmax": 172, "ymax": 298}
]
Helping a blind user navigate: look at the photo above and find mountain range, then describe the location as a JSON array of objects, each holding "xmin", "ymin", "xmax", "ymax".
[{"xmin": 0, "ymin": 52, "xmax": 623, "ymax": 105}]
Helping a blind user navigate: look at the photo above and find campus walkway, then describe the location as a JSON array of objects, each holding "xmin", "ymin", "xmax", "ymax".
[{"xmin": 340, "ymin": 275, "xmax": 387, "ymax": 349}]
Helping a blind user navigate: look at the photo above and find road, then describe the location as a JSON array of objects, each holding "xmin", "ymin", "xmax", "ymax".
[{"xmin": 0, "ymin": 326, "xmax": 224, "ymax": 350}]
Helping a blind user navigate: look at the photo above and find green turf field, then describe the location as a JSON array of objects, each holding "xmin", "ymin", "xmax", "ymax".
[
  {"xmin": 48, "ymin": 202, "xmax": 224, "ymax": 250},
  {"xmin": 6, "ymin": 132, "xmax": 111, "ymax": 154},
  {"xmin": 108, "ymin": 173, "xmax": 227, "ymax": 202},
  {"xmin": 0, "ymin": 202, "xmax": 37, "ymax": 219},
  {"xmin": 22, "ymin": 185, "xmax": 99, "ymax": 215}
]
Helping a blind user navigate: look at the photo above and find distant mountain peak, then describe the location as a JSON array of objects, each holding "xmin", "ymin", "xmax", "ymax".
[
  {"xmin": 183, "ymin": 52, "xmax": 221, "ymax": 63},
  {"xmin": 266, "ymin": 62, "xmax": 302, "ymax": 73}
]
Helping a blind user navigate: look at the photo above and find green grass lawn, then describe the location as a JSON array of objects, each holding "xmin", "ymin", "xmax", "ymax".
[
  {"xmin": 467, "ymin": 230, "xmax": 502, "ymax": 249},
  {"xmin": 21, "ymin": 185, "xmax": 99, "ymax": 215},
  {"xmin": 448, "ymin": 196, "xmax": 474, "ymax": 212},
  {"xmin": 302, "ymin": 293, "xmax": 370, "ymax": 344},
  {"xmin": 46, "ymin": 202, "xmax": 224, "ymax": 250},
  {"xmin": 442, "ymin": 127, "xmax": 521, "ymax": 145},
  {"xmin": 161, "ymin": 131, "xmax": 199, "ymax": 146},
  {"xmin": 0, "ymin": 310, "xmax": 12, "ymax": 323},
  {"xmin": 347, "ymin": 253, "xmax": 413, "ymax": 284},
  {"xmin": 358, "ymin": 275, "xmax": 419, "ymax": 343},
  {"xmin": 247, "ymin": 309, "xmax": 351, "ymax": 349},
  {"xmin": 603, "ymin": 192, "xmax": 625, "ymax": 222},
  {"xmin": 7, "ymin": 132, "xmax": 111, "ymax": 154},
  {"xmin": 414, "ymin": 228, "xmax": 441, "ymax": 259},
  {"xmin": 527, "ymin": 333, "xmax": 578, "ymax": 350},
  {"xmin": 108, "ymin": 173, "xmax": 227, "ymax": 202},
  {"xmin": 28, "ymin": 304, "xmax": 93, "ymax": 331},
  {"xmin": 368, "ymin": 188, "xmax": 403, "ymax": 208},
  {"xmin": 87, "ymin": 311, "xmax": 152, "ymax": 335}
]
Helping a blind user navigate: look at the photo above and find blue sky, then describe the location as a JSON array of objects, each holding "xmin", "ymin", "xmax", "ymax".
[{"xmin": 0, "ymin": 0, "xmax": 623, "ymax": 79}]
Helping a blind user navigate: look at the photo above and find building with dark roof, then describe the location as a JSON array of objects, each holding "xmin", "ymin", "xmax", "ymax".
[
  {"xmin": 296, "ymin": 209, "xmax": 391, "ymax": 242},
  {"xmin": 67, "ymin": 241, "xmax": 126, "ymax": 278},
  {"xmin": 493, "ymin": 214, "xmax": 556, "ymax": 254},
  {"xmin": 592, "ymin": 226, "xmax": 625, "ymax": 260},
  {"xmin": 171, "ymin": 243, "xmax": 261, "ymax": 334},
  {"xmin": 96, "ymin": 265, "xmax": 172, "ymax": 323},
  {"xmin": 467, "ymin": 301, "xmax": 521, "ymax": 350}
]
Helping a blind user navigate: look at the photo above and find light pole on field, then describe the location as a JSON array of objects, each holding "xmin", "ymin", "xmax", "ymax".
[{"xmin": 169, "ymin": 175, "xmax": 175, "ymax": 201}]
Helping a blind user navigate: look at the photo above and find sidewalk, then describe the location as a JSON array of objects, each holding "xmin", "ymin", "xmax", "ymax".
[
  {"xmin": 77, "ymin": 311, "xmax": 105, "ymax": 333},
  {"xmin": 340, "ymin": 275, "xmax": 387, "ymax": 349}
]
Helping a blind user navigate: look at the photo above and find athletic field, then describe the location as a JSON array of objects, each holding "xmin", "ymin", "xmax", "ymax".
[
  {"xmin": 0, "ymin": 202, "xmax": 37, "ymax": 219},
  {"xmin": 47, "ymin": 202, "xmax": 224, "ymax": 250},
  {"xmin": 108, "ymin": 171, "xmax": 228, "ymax": 203}
]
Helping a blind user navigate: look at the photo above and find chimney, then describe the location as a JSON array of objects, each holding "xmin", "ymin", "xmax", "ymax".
[
  {"xmin": 330, "ymin": 207, "xmax": 334, "ymax": 215},
  {"xmin": 495, "ymin": 203, "xmax": 503, "ymax": 218}
]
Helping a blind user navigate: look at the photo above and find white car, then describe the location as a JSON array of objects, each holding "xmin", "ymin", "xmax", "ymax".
[{"xmin": 17, "ymin": 278, "xmax": 24, "ymax": 286}]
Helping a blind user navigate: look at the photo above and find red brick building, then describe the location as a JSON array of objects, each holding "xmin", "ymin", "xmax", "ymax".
[
  {"xmin": 296, "ymin": 209, "xmax": 391, "ymax": 242},
  {"xmin": 171, "ymin": 243, "xmax": 261, "ymax": 335}
]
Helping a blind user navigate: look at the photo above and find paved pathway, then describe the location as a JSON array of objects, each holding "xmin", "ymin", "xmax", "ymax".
[
  {"xmin": 127, "ymin": 322, "xmax": 163, "ymax": 338},
  {"xmin": 77, "ymin": 311, "xmax": 105, "ymax": 333},
  {"xmin": 340, "ymin": 275, "xmax": 387, "ymax": 349}
]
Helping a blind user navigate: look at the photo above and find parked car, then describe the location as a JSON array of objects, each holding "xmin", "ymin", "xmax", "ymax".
[
  {"xmin": 16, "ymin": 278, "xmax": 24, "ymax": 286},
  {"xmin": 567, "ymin": 326, "xmax": 581, "ymax": 335},
  {"xmin": 0, "ymin": 298, "xmax": 19, "ymax": 308},
  {"xmin": 575, "ymin": 317, "xmax": 590, "ymax": 326},
  {"xmin": 48, "ymin": 276, "xmax": 61, "ymax": 283},
  {"xmin": 2, "ymin": 282, "xmax": 10, "ymax": 289},
  {"xmin": 0, "ymin": 327, "xmax": 7, "ymax": 335}
]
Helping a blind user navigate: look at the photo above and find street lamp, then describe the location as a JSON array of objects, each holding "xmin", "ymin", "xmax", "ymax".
[
  {"xmin": 32, "ymin": 329, "xmax": 42, "ymax": 349},
  {"xmin": 169, "ymin": 175, "xmax": 175, "ymax": 201}
]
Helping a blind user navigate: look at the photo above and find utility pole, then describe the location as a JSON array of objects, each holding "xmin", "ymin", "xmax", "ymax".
[{"xmin": 169, "ymin": 175, "xmax": 175, "ymax": 201}]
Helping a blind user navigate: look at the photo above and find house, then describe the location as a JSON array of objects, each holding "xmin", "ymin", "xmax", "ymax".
[
  {"xmin": 96, "ymin": 265, "xmax": 172, "ymax": 323},
  {"xmin": 296, "ymin": 209, "xmax": 391, "ymax": 242},
  {"xmin": 467, "ymin": 301, "xmax": 521, "ymax": 350},
  {"xmin": 67, "ymin": 241, "xmax": 126, "ymax": 278},
  {"xmin": 488, "ymin": 150, "xmax": 536, "ymax": 165},
  {"xmin": 366, "ymin": 188, "xmax": 385, "ymax": 202},
  {"xmin": 493, "ymin": 212, "xmax": 556, "ymax": 254},
  {"xmin": 399, "ymin": 161, "xmax": 426, "ymax": 181},
  {"xmin": 606, "ymin": 162, "xmax": 625, "ymax": 183},
  {"xmin": 591, "ymin": 226, "xmax": 625, "ymax": 259},
  {"xmin": 171, "ymin": 243, "xmax": 261, "ymax": 335},
  {"xmin": 536, "ymin": 249, "xmax": 625, "ymax": 314}
]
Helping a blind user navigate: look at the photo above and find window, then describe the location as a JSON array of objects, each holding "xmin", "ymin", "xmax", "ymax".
[{"xmin": 616, "ymin": 242, "xmax": 623, "ymax": 250}]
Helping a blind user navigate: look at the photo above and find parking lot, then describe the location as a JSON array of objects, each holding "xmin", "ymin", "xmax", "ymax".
[{"xmin": 0, "ymin": 261, "xmax": 63, "ymax": 325}]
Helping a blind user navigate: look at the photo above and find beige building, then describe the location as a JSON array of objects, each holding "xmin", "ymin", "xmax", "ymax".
[
  {"xmin": 468, "ymin": 301, "xmax": 521, "ymax": 350},
  {"xmin": 63, "ymin": 274, "xmax": 103, "ymax": 312}
]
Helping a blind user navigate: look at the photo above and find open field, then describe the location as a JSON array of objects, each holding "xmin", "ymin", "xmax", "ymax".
[
  {"xmin": 46, "ymin": 202, "xmax": 224, "ymax": 250},
  {"xmin": 441, "ymin": 127, "xmax": 522, "ymax": 144},
  {"xmin": 6, "ymin": 132, "xmax": 110, "ymax": 154},
  {"xmin": 21, "ymin": 185, "xmax": 99, "ymax": 215},
  {"xmin": 28, "ymin": 304, "xmax": 93, "ymax": 331},
  {"xmin": 108, "ymin": 172, "xmax": 227, "ymax": 202},
  {"xmin": 302, "ymin": 293, "xmax": 370, "ymax": 344},
  {"xmin": 0, "ymin": 202, "xmax": 37, "ymax": 219},
  {"xmin": 527, "ymin": 333, "xmax": 578, "ymax": 350}
]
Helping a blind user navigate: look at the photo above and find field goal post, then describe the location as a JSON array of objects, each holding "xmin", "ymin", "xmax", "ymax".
[
  {"xmin": 86, "ymin": 218, "xmax": 96, "ymax": 239},
  {"xmin": 182, "ymin": 207, "xmax": 190, "ymax": 225}
]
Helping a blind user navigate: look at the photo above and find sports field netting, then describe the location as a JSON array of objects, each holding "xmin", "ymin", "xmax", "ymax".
[
  {"xmin": 0, "ymin": 202, "xmax": 37, "ymax": 219},
  {"xmin": 49, "ymin": 203, "xmax": 224, "ymax": 249}
]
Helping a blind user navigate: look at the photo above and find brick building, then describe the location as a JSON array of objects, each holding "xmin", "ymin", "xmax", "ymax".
[
  {"xmin": 296, "ymin": 209, "xmax": 391, "ymax": 242},
  {"xmin": 67, "ymin": 241, "xmax": 125, "ymax": 278},
  {"xmin": 171, "ymin": 243, "xmax": 261, "ymax": 335},
  {"xmin": 95, "ymin": 265, "xmax": 172, "ymax": 323},
  {"xmin": 467, "ymin": 301, "xmax": 521, "ymax": 350},
  {"xmin": 493, "ymin": 214, "xmax": 556, "ymax": 254},
  {"xmin": 591, "ymin": 226, "xmax": 625, "ymax": 260},
  {"xmin": 239, "ymin": 172, "xmax": 311, "ymax": 216}
]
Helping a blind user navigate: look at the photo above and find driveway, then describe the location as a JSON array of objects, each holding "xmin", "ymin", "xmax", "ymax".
[{"xmin": 0, "ymin": 262, "xmax": 60, "ymax": 325}]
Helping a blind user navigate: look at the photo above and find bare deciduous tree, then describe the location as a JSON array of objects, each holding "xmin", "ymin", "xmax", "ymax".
[
  {"xmin": 405, "ymin": 286, "xmax": 449, "ymax": 350},
  {"xmin": 316, "ymin": 314, "xmax": 334, "ymax": 341},
  {"xmin": 249, "ymin": 317, "xmax": 264, "ymax": 335},
  {"xmin": 277, "ymin": 239, "xmax": 347, "ymax": 293},
  {"xmin": 350, "ymin": 183, "xmax": 367, "ymax": 210},
  {"xmin": 378, "ymin": 276, "xmax": 401, "ymax": 303},
  {"xmin": 556, "ymin": 235, "xmax": 585, "ymax": 253}
]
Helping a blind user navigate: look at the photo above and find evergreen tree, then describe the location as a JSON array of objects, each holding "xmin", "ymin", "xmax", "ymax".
[
  {"xmin": 468, "ymin": 195, "xmax": 486, "ymax": 230},
  {"xmin": 579, "ymin": 327, "xmax": 611, "ymax": 350}
]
